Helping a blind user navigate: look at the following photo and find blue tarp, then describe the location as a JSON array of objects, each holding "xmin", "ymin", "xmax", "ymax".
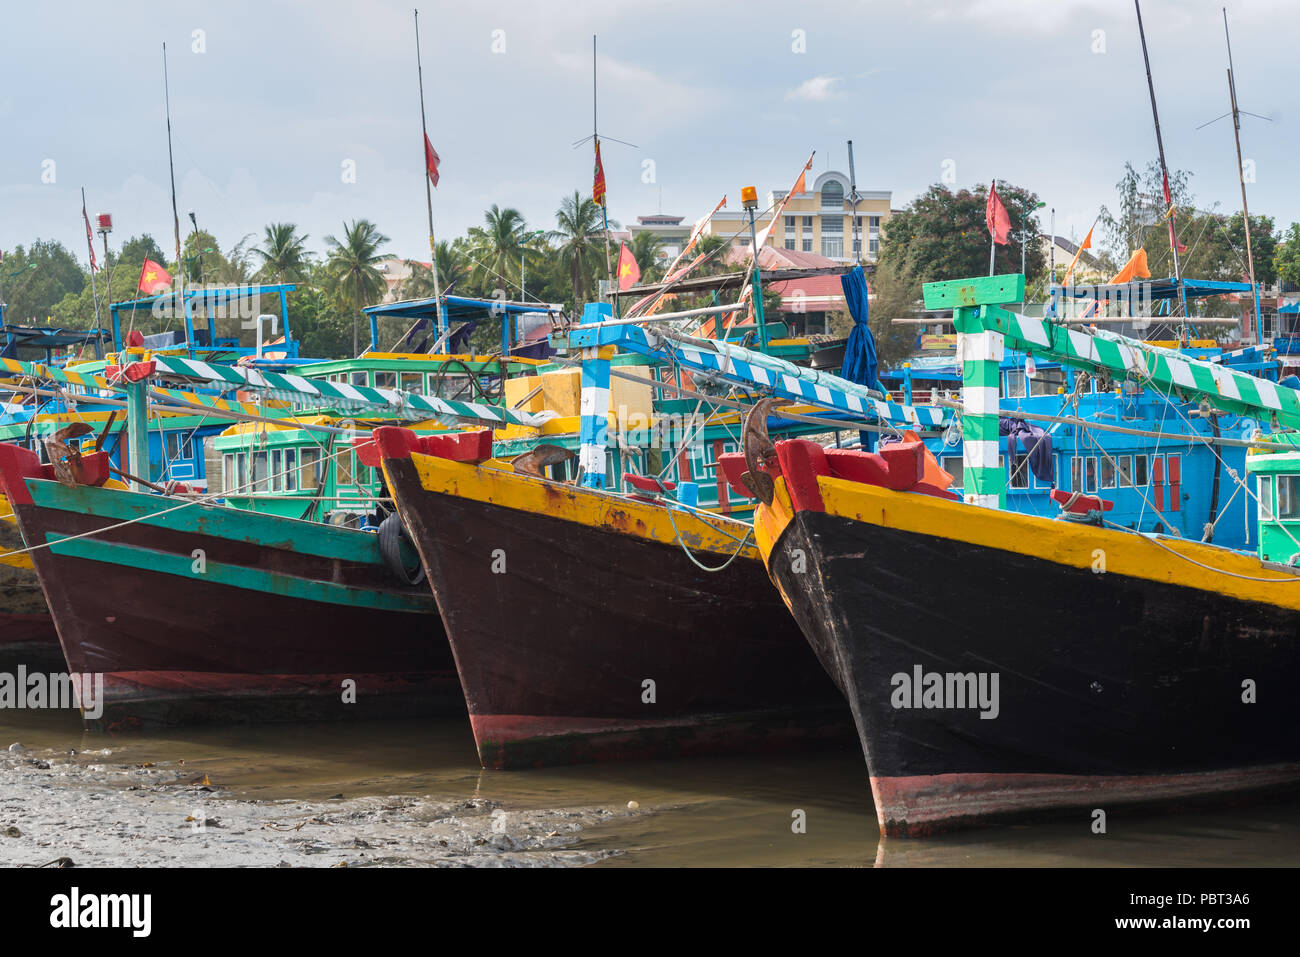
[
  {"xmin": 839, "ymin": 265, "xmax": 877, "ymax": 389},
  {"xmin": 838, "ymin": 265, "xmax": 878, "ymax": 452}
]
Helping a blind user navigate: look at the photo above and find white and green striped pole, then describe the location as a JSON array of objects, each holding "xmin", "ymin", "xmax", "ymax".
[
  {"xmin": 922, "ymin": 273, "xmax": 1027, "ymax": 510},
  {"xmin": 956, "ymin": 319, "xmax": 1005, "ymax": 508}
]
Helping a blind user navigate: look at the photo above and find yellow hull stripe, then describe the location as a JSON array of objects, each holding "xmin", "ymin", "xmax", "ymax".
[
  {"xmin": 0, "ymin": 492, "xmax": 35, "ymax": 571},
  {"xmin": 392, "ymin": 452, "xmax": 760, "ymax": 560},
  {"xmin": 804, "ymin": 475, "xmax": 1300, "ymax": 611}
]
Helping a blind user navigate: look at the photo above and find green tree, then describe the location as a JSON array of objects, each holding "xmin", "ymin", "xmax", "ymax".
[
  {"xmin": 1276, "ymin": 223, "xmax": 1300, "ymax": 289},
  {"xmin": 252, "ymin": 223, "xmax": 312, "ymax": 284},
  {"xmin": 0, "ymin": 240, "xmax": 86, "ymax": 323},
  {"xmin": 879, "ymin": 182, "xmax": 1047, "ymax": 286},
  {"xmin": 550, "ymin": 191, "xmax": 614, "ymax": 305},
  {"xmin": 466, "ymin": 205, "xmax": 528, "ymax": 294},
  {"xmin": 324, "ymin": 219, "xmax": 390, "ymax": 356},
  {"xmin": 627, "ymin": 231, "xmax": 666, "ymax": 284}
]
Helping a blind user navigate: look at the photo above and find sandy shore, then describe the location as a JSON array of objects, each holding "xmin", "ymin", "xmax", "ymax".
[{"xmin": 0, "ymin": 742, "xmax": 625, "ymax": 867}]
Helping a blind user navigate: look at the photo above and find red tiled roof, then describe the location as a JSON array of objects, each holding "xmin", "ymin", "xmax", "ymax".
[
  {"xmin": 768, "ymin": 275, "xmax": 848, "ymax": 302},
  {"xmin": 722, "ymin": 246, "xmax": 843, "ymax": 270}
]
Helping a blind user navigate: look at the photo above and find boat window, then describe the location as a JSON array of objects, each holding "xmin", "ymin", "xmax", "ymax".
[
  {"xmin": 337, "ymin": 451, "xmax": 356, "ymax": 487},
  {"xmin": 1070, "ymin": 456, "xmax": 1081, "ymax": 491},
  {"xmin": 300, "ymin": 448, "xmax": 320, "ymax": 491},
  {"xmin": 400, "ymin": 373, "xmax": 423, "ymax": 394},
  {"xmin": 1135, "ymin": 454, "xmax": 1149, "ymax": 486},
  {"xmin": 1085, "ymin": 457, "xmax": 1097, "ymax": 493},
  {"xmin": 235, "ymin": 452, "xmax": 248, "ymax": 494},
  {"xmin": 375, "ymin": 372, "xmax": 397, "ymax": 389},
  {"xmin": 353, "ymin": 453, "xmax": 372, "ymax": 488},
  {"xmin": 1279, "ymin": 475, "xmax": 1300, "ymax": 520},
  {"xmin": 942, "ymin": 456, "xmax": 963, "ymax": 489},
  {"xmin": 1005, "ymin": 370, "xmax": 1026, "ymax": 399},
  {"xmin": 1117, "ymin": 455, "xmax": 1133, "ymax": 487},
  {"xmin": 251, "ymin": 452, "xmax": 269, "ymax": 493},
  {"xmin": 1029, "ymin": 369, "xmax": 1065, "ymax": 396},
  {"xmin": 1258, "ymin": 476, "xmax": 1274, "ymax": 520},
  {"xmin": 1008, "ymin": 454, "xmax": 1030, "ymax": 489},
  {"xmin": 1100, "ymin": 458, "xmax": 1116, "ymax": 489},
  {"xmin": 351, "ymin": 372, "xmax": 368, "ymax": 387},
  {"xmin": 222, "ymin": 453, "xmax": 235, "ymax": 493},
  {"xmin": 1032, "ymin": 458, "xmax": 1056, "ymax": 489},
  {"xmin": 165, "ymin": 432, "xmax": 193, "ymax": 462},
  {"xmin": 270, "ymin": 449, "xmax": 282, "ymax": 492},
  {"xmin": 283, "ymin": 449, "xmax": 298, "ymax": 492}
]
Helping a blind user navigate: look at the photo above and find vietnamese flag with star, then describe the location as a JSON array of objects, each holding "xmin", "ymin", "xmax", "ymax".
[
  {"xmin": 138, "ymin": 259, "xmax": 173, "ymax": 294},
  {"xmin": 617, "ymin": 242, "xmax": 641, "ymax": 290}
]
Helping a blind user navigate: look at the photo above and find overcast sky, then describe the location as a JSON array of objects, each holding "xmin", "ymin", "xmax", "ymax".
[{"xmin": 2, "ymin": 0, "xmax": 1297, "ymax": 267}]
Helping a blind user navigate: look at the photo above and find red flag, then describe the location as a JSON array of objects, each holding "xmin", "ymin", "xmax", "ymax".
[
  {"xmin": 985, "ymin": 181, "xmax": 1011, "ymax": 245},
  {"xmin": 82, "ymin": 203, "xmax": 98, "ymax": 273},
  {"xmin": 424, "ymin": 134, "xmax": 440, "ymax": 187},
  {"xmin": 593, "ymin": 138, "xmax": 607, "ymax": 207},
  {"xmin": 138, "ymin": 259, "xmax": 172, "ymax": 294},
  {"xmin": 617, "ymin": 242, "xmax": 641, "ymax": 290}
]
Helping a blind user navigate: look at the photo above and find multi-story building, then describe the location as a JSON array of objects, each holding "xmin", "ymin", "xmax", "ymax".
[{"xmin": 627, "ymin": 170, "xmax": 892, "ymax": 266}]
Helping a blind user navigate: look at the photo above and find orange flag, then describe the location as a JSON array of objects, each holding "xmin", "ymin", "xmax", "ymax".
[
  {"xmin": 593, "ymin": 138, "xmax": 607, "ymax": 207},
  {"xmin": 1109, "ymin": 247, "xmax": 1150, "ymax": 285},
  {"xmin": 1063, "ymin": 222, "xmax": 1095, "ymax": 285},
  {"xmin": 138, "ymin": 259, "xmax": 172, "ymax": 294},
  {"xmin": 617, "ymin": 242, "xmax": 641, "ymax": 290}
]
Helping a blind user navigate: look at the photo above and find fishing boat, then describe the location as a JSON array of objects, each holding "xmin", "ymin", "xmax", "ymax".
[
  {"xmin": 0, "ymin": 290, "xmax": 570, "ymax": 726},
  {"xmin": 876, "ymin": 279, "xmax": 1278, "ymax": 553},
  {"xmin": 729, "ymin": 272, "xmax": 1300, "ymax": 835},
  {"xmin": 374, "ymin": 276, "xmax": 949, "ymax": 767}
]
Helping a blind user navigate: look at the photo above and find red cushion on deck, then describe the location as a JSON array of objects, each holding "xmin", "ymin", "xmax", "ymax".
[
  {"xmin": 716, "ymin": 452, "xmax": 752, "ymax": 498},
  {"xmin": 0, "ymin": 443, "xmax": 50, "ymax": 505},
  {"xmin": 824, "ymin": 449, "xmax": 890, "ymax": 485},
  {"xmin": 878, "ymin": 441, "xmax": 927, "ymax": 490},
  {"xmin": 418, "ymin": 429, "xmax": 493, "ymax": 463},
  {"xmin": 365, "ymin": 427, "xmax": 422, "ymax": 465},
  {"xmin": 1050, "ymin": 488, "xmax": 1115, "ymax": 513},
  {"xmin": 774, "ymin": 439, "xmax": 828, "ymax": 513},
  {"xmin": 624, "ymin": 474, "xmax": 676, "ymax": 494}
]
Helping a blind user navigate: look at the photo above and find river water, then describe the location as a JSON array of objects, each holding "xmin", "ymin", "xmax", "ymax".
[{"xmin": 1, "ymin": 709, "xmax": 1297, "ymax": 867}]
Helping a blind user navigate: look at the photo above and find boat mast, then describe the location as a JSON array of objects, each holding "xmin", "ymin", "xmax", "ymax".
[
  {"xmin": 594, "ymin": 36, "xmax": 614, "ymax": 305},
  {"xmin": 1223, "ymin": 7, "xmax": 1263, "ymax": 342},
  {"xmin": 414, "ymin": 9, "xmax": 445, "ymax": 345},
  {"xmin": 1134, "ymin": 0, "xmax": 1189, "ymax": 328},
  {"xmin": 162, "ymin": 43, "xmax": 185, "ymax": 340}
]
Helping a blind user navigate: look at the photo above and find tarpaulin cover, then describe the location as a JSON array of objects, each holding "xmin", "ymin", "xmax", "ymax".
[{"xmin": 839, "ymin": 265, "xmax": 878, "ymax": 390}]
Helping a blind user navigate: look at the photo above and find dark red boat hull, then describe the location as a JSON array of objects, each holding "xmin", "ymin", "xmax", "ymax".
[
  {"xmin": 382, "ymin": 455, "xmax": 853, "ymax": 768},
  {"xmin": 0, "ymin": 445, "xmax": 460, "ymax": 728}
]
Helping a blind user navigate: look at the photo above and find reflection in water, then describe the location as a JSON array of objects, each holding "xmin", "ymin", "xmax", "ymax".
[{"xmin": 2, "ymin": 707, "xmax": 1297, "ymax": 866}]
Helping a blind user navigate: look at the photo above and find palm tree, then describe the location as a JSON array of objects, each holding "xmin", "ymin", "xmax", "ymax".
[
  {"xmin": 324, "ymin": 219, "xmax": 390, "ymax": 355},
  {"xmin": 551, "ymin": 191, "xmax": 616, "ymax": 305},
  {"xmin": 628, "ymin": 231, "xmax": 665, "ymax": 284},
  {"xmin": 465, "ymin": 205, "xmax": 527, "ymax": 293},
  {"xmin": 400, "ymin": 241, "xmax": 465, "ymax": 300},
  {"xmin": 252, "ymin": 223, "xmax": 311, "ymax": 284},
  {"xmin": 693, "ymin": 234, "xmax": 731, "ymax": 277}
]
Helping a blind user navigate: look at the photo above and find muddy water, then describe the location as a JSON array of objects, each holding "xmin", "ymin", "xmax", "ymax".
[{"xmin": 1, "ymin": 707, "xmax": 1298, "ymax": 867}]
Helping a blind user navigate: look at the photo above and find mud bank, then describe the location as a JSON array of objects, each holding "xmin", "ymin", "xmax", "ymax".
[{"xmin": 0, "ymin": 745, "xmax": 625, "ymax": 867}]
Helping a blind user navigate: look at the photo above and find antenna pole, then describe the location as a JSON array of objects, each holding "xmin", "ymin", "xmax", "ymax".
[
  {"xmin": 1224, "ymin": 7, "xmax": 1262, "ymax": 342},
  {"xmin": 595, "ymin": 36, "xmax": 613, "ymax": 296},
  {"xmin": 163, "ymin": 43, "xmax": 184, "ymax": 321},
  {"xmin": 1134, "ymin": 0, "xmax": 1188, "ymax": 327},
  {"xmin": 414, "ymin": 9, "xmax": 445, "ymax": 341}
]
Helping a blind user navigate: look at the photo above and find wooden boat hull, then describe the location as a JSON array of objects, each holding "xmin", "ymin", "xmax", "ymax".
[
  {"xmin": 753, "ymin": 440, "xmax": 1300, "ymax": 835},
  {"xmin": 0, "ymin": 493, "xmax": 62, "ymax": 668},
  {"xmin": 376, "ymin": 434, "xmax": 852, "ymax": 769},
  {"xmin": 0, "ymin": 444, "xmax": 459, "ymax": 728}
]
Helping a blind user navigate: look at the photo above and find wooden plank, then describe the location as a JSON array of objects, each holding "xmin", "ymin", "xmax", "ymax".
[{"xmin": 922, "ymin": 274, "xmax": 1026, "ymax": 310}]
